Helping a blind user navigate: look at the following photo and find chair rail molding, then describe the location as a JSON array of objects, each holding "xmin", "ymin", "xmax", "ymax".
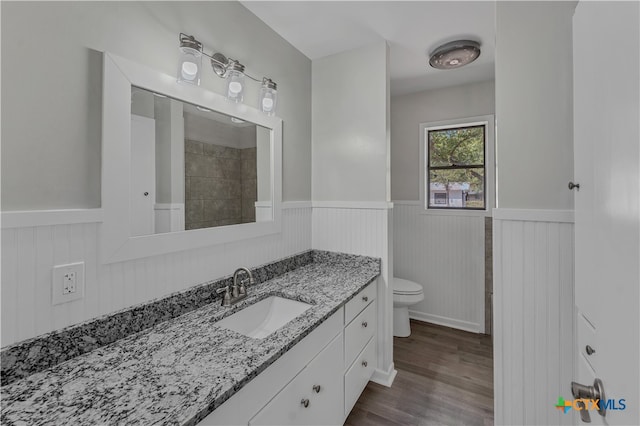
[
  {"xmin": 1, "ymin": 209, "xmax": 104, "ymax": 229},
  {"xmin": 492, "ymin": 208, "xmax": 574, "ymax": 223}
]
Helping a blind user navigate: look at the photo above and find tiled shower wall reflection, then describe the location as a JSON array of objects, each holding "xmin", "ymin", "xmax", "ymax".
[
  {"xmin": 184, "ymin": 140, "xmax": 257, "ymax": 230},
  {"xmin": 240, "ymin": 147, "xmax": 257, "ymax": 223}
]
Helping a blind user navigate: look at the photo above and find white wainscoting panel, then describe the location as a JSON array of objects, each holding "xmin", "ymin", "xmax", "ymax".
[
  {"xmin": 312, "ymin": 205, "xmax": 395, "ymax": 387},
  {"xmin": 493, "ymin": 210, "xmax": 574, "ymax": 426},
  {"xmin": 393, "ymin": 202, "xmax": 485, "ymax": 332},
  {"xmin": 1, "ymin": 206, "xmax": 311, "ymax": 347}
]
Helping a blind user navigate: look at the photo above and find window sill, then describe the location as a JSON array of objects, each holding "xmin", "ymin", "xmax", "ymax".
[
  {"xmin": 393, "ymin": 201, "xmax": 493, "ymax": 217},
  {"xmin": 420, "ymin": 207, "xmax": 492, "ymax": 218}
]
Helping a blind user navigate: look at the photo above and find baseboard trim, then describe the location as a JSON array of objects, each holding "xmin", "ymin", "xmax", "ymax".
[
  {"xmin": 409, "ymin": 311, "xmax": 483, "ymax": 334},
  {"xmin": 492, "ymin": 208, "xmax": 574, "ymax": 223},
  {"xmin": 371, "ymin": 362, "xmax": 397, "ymax": 387},
  {"xmin": 1, "ymin": 208, "xmax": 104, "ymax": 228}
]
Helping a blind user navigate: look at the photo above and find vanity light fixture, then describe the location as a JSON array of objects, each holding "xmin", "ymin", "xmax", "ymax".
[
  {"xmin": 177, "ymin": 33, "xmax": 278, "ymax": 115},
  {"xmin": 429, "ymin": 40, "xmax": 481, "ymax": 70},
  {"xmin": 260, "ymin": 78, "xmax": 277, "ymax": 116},
  {"xmin": 177, "ymin": 34, "xmax": 203, "ymax": 85},
  {"xmin": 225, "ymin": 60, "xmax": 246, "ymax": 103}
]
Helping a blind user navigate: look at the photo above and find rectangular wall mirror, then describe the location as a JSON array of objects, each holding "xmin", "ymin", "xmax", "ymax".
[
  {"xmin": 102, "ymin": 52, "xmax": 282, "ymax": 263},
  {"xmin": 131, "ymin": 87, "xmax": 273, "ymax": 236}
]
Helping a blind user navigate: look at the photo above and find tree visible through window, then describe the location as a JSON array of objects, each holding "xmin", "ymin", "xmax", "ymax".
[{"xmin": 427, "ymin": 125, "xmax": 485, "ymax": 209}]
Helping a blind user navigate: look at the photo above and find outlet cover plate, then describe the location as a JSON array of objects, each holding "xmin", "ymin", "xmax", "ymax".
[{"xmin": 52, "ymin": 262, "xmax": 85, "ymax": 305}]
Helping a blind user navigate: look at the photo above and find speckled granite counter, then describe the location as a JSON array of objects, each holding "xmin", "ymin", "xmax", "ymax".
[{"xmin": 1, "ymin": 251, "xmax": 380, "ymax": 425}]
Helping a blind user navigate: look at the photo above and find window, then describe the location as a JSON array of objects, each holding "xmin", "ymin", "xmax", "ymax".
[{"xmin": 421, "ymin": 116, "xmax": 493, "ymax": 211}]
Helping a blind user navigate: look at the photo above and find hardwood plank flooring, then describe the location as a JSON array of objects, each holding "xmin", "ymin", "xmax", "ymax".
[{"xmin": 345, "ymin": 320, "xmax": 493, "ymax": 426}]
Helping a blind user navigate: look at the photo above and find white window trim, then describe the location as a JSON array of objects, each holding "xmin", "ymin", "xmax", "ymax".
[{"xmin": 419, "ymin": 115, "xmax": 495, "ymax": 217}]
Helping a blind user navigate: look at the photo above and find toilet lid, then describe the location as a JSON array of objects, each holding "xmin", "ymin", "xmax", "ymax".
[{"xmin": 393, "ymin": 278, "xmax": 423, "ymax": 295}]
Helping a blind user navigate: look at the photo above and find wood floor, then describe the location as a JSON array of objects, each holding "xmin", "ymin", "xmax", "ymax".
[{"xmin": 345, "ymin": 320, "xmax": 494, "ymax": 426}]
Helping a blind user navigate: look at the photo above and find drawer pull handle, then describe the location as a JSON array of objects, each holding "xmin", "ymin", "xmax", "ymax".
[
  {"xmin": 586, "ymin": 345, "xmax": 596, "ymax": 355},
  {"xmin": 362, "ymin": 360, "xmax": 368, "ymax": 367},
  {"xmin": 313, "ymin": 385, "xmax": 321, "ymax": 393},
  {"xmin": 362, "ymin": 321, "xmax": 368, "ymax": 328},
  {"xmin": 362, "ymin": 296, "xmax": 368, "ymax": 302},
  {"xmin": 301, "ymin": 398, "xmax": 310, "ymax": 408}
]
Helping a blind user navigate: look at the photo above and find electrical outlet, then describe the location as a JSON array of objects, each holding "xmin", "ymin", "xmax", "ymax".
[{"xmin": 53, "ymin": 262, "xmax": 84, "ymax": 305}]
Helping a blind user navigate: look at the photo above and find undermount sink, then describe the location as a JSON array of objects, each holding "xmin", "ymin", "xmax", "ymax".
[{"xmin": 216, "ymin": 296, "xmax": 312, "ymax": 339}]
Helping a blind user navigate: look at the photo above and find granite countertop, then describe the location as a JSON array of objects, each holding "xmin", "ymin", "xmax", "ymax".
[{"xmin": 1, "ymin": 252, "xmax": 380, "ymax": 425}]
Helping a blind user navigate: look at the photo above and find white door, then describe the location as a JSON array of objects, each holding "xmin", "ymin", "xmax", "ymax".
[
  {"xmin": 573, "ymin": 2, "xmax": 639, "ymax": 425},
  {"xmin": 130, "ymin": 114, "xmax": 156, "ymax": 236}
]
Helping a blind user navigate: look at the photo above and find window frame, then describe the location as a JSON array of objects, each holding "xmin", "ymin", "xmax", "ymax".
[{"xmin": 419, "ymin": 115, "xmax": 495, "ymax": 217}]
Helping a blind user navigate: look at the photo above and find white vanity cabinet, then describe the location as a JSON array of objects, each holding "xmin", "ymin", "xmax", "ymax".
[
  {"xmin": 200, "ymin": 279, "xmax": 378, "ymax": 426},
  {"xmin": 249, "ymin": 334, "xmax": 344, "ymax": 425},
  {"xmin": 342, "ymin": 282, "xmax": 377, "ymax": 418}
]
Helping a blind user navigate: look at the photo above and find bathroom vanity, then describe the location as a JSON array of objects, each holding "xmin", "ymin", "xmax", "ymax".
[
  {"xmin": 0, "ymin": 251, "xmax": 380, "ymax": 425},
  {"xmin": 204, "ymin": 278, "xmax": 377, "ymax": 425}
]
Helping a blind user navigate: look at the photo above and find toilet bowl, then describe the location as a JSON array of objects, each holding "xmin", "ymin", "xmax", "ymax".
[{"xmin": 393, "ymin": 278, "xmax": 424, "ymax": 337}]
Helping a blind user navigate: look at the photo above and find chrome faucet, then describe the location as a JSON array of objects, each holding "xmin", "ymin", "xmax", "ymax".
[{"xmin": 216, "ymin": 267, "xmax": 256, "ymax": 307}]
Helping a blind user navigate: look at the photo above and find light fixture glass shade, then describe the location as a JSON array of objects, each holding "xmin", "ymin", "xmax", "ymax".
[
  {"xmin": 226, "ymin": 66, "xmax": 245, "ymax": 103},
  {"xmin": 177, "ymin": 34, "xmax": 203, "ymax": 85},
  {"xmin": 259, "ymin": 78, "xmax": 278, "ymax": 116}
]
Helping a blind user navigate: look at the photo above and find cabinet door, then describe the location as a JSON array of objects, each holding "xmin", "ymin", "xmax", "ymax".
[{"xmin": 250, "ymin": 333, "xmax": 344, "ymax": 426}]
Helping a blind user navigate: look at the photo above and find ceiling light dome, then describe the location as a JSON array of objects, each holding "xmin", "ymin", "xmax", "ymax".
[{"xmin": 429, "ymin": 40, "xmax": 481, "ymax": 70}]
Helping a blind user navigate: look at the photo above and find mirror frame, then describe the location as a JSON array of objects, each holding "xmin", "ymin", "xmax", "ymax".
[{"xmin": 101, "ymin": 52, "xmax": 282, "ymax": 264}]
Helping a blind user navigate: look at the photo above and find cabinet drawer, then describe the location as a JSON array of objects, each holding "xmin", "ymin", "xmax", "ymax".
[
  {"xmin": 345, "ymin": 280, "xmax": 376, "ymax": 326},
  {"xmin": 344, "ymin": 301, "xmax": 376, "ymax": 369},
  {"xmin": 344, "ymin": 336, "xmax": 376, "ymax": 418},
  {"xmin": 577, "ymin": 311, "xmax": 598, "ymax": 371},
  {"xmin": 250, "ymin": 333, "xmax": 344, "ymax": 426}
]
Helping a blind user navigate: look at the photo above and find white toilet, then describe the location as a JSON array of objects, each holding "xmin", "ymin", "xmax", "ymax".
[{"xmin": 393, "ymin": 278, "xmax": 424, "ymax": 337}]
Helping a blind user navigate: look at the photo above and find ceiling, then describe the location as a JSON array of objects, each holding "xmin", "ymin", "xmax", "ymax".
[{"xmin": 240, "ymin": 1, "xmax": 496, "ymax": 96}]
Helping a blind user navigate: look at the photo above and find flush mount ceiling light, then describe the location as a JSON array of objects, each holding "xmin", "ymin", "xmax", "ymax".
[
  {"xmin": 429, "ymin": 40, "xmax": 481, "ymax": 70},
  {"xmin": 176, "ymin": 33, "xmax": 278, "ymax": 115}
]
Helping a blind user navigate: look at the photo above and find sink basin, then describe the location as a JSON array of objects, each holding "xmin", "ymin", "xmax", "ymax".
[{"xmin": 216, "ymin": 296, "xmax": 311, "ymax": 339}]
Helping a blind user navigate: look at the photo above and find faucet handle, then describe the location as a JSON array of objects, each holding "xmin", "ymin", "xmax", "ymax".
[
  {"xmin": 238, "ymin": 276, "xmax": 255, "ymax": 296},
  {"xmin": 216, "ymin": 286, "xmax": 231, "ymax": 306}
]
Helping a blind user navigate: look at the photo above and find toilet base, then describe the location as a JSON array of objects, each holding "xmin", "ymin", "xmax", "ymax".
[{"xmin": 393, "ymin": 306, "xmax": 411, "ymax": 337}]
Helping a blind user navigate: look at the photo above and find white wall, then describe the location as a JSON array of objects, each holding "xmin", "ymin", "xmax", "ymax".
[
  {"xmin": 311, "ymin": 42, "xmax": 394, "ymax": 385},
  {"xmin": 495, "ymin": 1, "xmax": 575, "ymax": 210},
  {"xmin": 1, "ymin": 205, "xmax": 311, "ymax": 347},
  {"xmin": 0, "ymin": 1, "xmax": 311, "ymax": 210},
  {"xmin": 391, "ymin": 80, "xmax": 495, "ymax": 201},
  {"xmin": 312, "ymin": 42, "xmax": 390, "ymax": 202},
  {"xmin": 390, "ymin": 82, "xmax": 494, "ymax": 332},
  {"xmin": 494, "ymin": 2, "xmax": 577, "ymax": 424}
]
